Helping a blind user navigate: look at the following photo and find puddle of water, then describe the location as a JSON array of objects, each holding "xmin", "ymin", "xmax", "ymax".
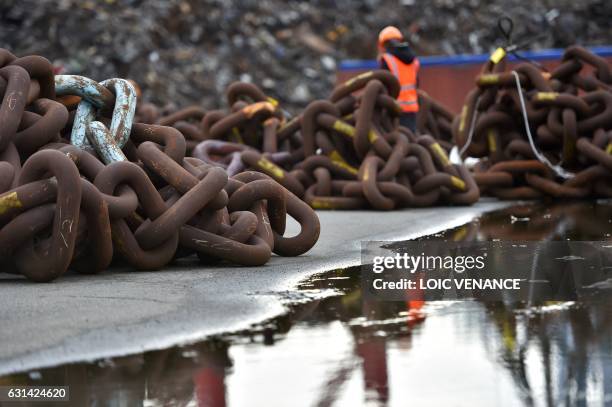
[{"xmin": 2, "ymin": 201, "xmax": 612, "ymax": 406}]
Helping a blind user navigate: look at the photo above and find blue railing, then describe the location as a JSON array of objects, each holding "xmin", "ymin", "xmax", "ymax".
[{"xmin": 339, "ymin": 45, "xmax": 612, "ymax": 70}]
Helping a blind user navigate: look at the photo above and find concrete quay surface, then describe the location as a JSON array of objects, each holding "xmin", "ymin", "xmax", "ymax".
[{"xmin": 0, "ymin": 200, "xmax": 511, "ymax": 376}]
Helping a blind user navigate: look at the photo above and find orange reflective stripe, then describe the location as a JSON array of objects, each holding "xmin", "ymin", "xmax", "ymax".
[{"xmin": 383, "ymin": 53, "xmax": 419, "ymax": 113}]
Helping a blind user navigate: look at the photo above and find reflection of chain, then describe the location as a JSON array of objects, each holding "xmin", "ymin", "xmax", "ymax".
[{"xmin": 526, "ymin": 243, "xmax": 543, "ymax": 308}]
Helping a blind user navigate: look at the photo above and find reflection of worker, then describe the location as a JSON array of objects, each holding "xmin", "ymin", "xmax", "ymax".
[{"xmin": 378, "ymin": 26, "xmax": 420, "ymax": 132}]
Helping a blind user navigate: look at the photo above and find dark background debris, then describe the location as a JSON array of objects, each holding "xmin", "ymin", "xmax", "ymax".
[{"xmin": 1, "ymin": 0, "xmax": 611, "ymax": 112}]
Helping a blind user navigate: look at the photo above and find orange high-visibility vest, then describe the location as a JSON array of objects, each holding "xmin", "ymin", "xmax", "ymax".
[{"xmin": 382, "ymin": 53, "xmax": 420, "ymax": 113}]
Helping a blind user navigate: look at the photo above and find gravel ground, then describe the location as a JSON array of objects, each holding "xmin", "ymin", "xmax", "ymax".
[{"xmin": 1, "ymin": 0, "xmax": 611, "ymax": 112}]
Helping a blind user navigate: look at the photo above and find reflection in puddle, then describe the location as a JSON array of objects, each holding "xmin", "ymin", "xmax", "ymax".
[{"xmin": 1, "ymin": 201, "xmax": 612, "ymax": 406}]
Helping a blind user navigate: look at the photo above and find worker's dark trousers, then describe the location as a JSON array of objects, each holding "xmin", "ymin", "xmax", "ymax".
[{"xmin": 399, "ymin": 112, "xmax": 417, "ymax": 133}]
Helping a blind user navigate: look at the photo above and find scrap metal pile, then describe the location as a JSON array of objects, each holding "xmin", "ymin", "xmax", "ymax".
[
  {"xmin": 143, "ymin": 70, "xmax": 479, "ymax": 210},
  {"xmin": 453, "ymin": 46, "xmax": 612, "ymax": 199},
  {"xmin": 0, "ymin": 48, "xmax": 320, "ymax": 282},
  {"xmin": 3, "ymin": 0, "xmax": 611, "ymax": 112}
]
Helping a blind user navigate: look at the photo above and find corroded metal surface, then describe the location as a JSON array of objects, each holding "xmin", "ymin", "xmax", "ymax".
[
  {"xmin": 0, "ymin": 48, "xmax": 320, "ymax": 282},
  {"xmin": 454, "ymin": 46, "xmax": 612, "ymax": 199},
  {"xmin": 139, "ymin": 71, "xmax": 479, "ymax": 210}
]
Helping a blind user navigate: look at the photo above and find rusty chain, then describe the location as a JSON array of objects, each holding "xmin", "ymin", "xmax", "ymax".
[
  {"xmin": 0, "ymin": 48, "xmax": 320, "ymax": 282},
  {"xmin": 4, "ymin": 43, "xmax": 607, "ymax": 281},
  {"xmin": 416, "ymin": 90, "xmax": 455, "ymax": 152},
  {"xmin": 143, "ymin": 71, "xmax": 478, "ymax": 210},
  {"xmin": 453, "ymin": 46, "xmax": 612, "ymax": 199}
]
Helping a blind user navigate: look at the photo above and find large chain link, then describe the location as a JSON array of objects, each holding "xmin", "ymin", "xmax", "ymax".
[{"xmin": 0, "ymin": 48, "xmax": 320, "ymax": 282}]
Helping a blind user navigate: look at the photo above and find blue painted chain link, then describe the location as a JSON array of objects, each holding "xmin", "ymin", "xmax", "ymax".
[{"xmin": 55, "ymin": 75, "xmax": 137, "ymax": 164}]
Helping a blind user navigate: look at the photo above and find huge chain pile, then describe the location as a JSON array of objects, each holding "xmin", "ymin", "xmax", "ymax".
[
  {"xmin": 0, "ymin": 48, "xmax": 320, "ymax": 282},
  {"xmin": 140, "ymin": 70, "xmax": 478, "ymax": 210},
  {"xmin": 453, "ymin": 46, "xmax": 612, "ymax": 199}
]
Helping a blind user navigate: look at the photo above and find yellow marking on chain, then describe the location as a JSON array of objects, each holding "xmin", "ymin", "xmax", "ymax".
[
  {"xmin": 342, "ymin": 113, "xmax": 354, "ymax": 121},
  {"xmin": 231, "ymin": 127, "xmax": 244, "ymax": 144},
  {"xmin": 344, "ymin": 71, "xmax": 374, "ymax": 87},
  {"xmin": 266, "ymin": 97, "xmax": 279, "ymax": 107},
  {"xmin": 256, "ymin": 157, "xmax": 284, "ymax": 179},
  {"xmin": 490, "ymin": 47, "xmax": 506, "ymax": 64},
  {"xmin": 332, "ymin": 120, "xmax": 356, "ymax": 137},
  {"xmin": 452, "ymin": 226, "xmax": 467, "ymax": 242},
  {"xmin": 368, "ymin": 130, "xmax": 379, "ymax": 143},
  {"xmin": 430, "ymin": 142, "xmax": 450, "ymax": 166},
  {"xmin": 362, "ymin": 166, "xmax": 369, "ymax": 181},
  {"xmin": 311, "ymin": 199, "xmax": 335, "ymax": 209},
  {"xmin": 606, "ymin": 143, "xmax": 612, "ymax": 154},
  {"xmin": 112, "ymin": 236, "xmax": 126, "ymax": 252},
  {"xmin": 450, "ymin": 176, "xmax": 466, "ymax": 191},
  {"xmin": 535, "ymin": 92, "xmax": 559, "ymax": 101},
  {"xmin": 127, "ymin": 212, "xmax": 145, "ymax": 226},
  {"xmin": 459, "ymin": 105, "xmax": 467, "ymax": 132},
  {"xmin": 243, "ymin": 101, "xmax": 275, "ymax": 118},
  {"xmin": 487, "ymin": 129, "xmax": 497, "ymax": 152},
  {"xmin": 329, "ymin": 150, "xmax": 359, "ymax": 175},
  {"xmin": 0, "ymin": 192, "xmax": 22, "ymax": 215},
  {"xmin": 478, "ymin": 74, "xmax": 500, "ymax": 85},
  {"xmin": 279, "ymin": 116, "xmax": 299, "ymax": 133},
  {"xmin": 502, "ymin": 320, "xmax": 516, "ymax": 352}
]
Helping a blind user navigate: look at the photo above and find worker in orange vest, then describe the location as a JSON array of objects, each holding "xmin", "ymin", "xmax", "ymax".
[{"xmin": 378, "ymin": 26, "xmax": 420, "ymax": 133}]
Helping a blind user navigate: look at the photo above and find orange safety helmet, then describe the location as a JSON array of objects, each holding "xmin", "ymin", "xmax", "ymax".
[{"xmin": 378, "ymin": 26, "xmax": 403, "ymax": 49}]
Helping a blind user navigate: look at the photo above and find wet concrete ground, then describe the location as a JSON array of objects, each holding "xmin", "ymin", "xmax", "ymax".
[
  {"xmin": 0, "ymin": 200, "xmax": 510, "ymax": 376},
  {"xmin": 2, "ymin": 200, "xmax": 611, "ymax": 406}
]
